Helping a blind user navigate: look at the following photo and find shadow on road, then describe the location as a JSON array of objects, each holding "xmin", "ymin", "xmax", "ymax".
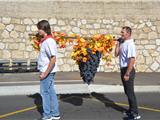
[
  {"xmin": 59, "ymin": 92, "xmax": 126, "ymax": 113},
  {"xmin": 28, "ymin": 93, "xmax": 43, "ymax": 115},
  {"xmin": 59, "ymin": 93, "xmax": 91, "ymax": 106},
  {"xmin": 90, "ymin": 92, "xmax": 127, "ymax": 113},
  {"xmin": 28, "ymin": 92, "xmax": 127, "ymax": 119}
]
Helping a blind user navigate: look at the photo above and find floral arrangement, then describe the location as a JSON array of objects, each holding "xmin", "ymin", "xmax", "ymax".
[
  {"xmin": 29, "ymin": 31, "xmax": 115, "ymax": 84},
  {"xmin": 29, "ymin": 32, "xmax": 115, "ymax": 63}
]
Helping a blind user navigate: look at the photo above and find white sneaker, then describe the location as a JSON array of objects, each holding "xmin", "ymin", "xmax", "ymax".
[
  {"xmin": 51, "ymin": 115, "xmax": 60, "ymax": 120},
  {"xmin": 41, "ymin": 117, "xmax": 52, "ymax": 120}
]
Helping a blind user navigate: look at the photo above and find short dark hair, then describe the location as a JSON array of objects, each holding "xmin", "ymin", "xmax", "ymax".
[
  {"xmin": 37, "ymin": 20, "xmax": 51, "ymax": 35},
  {"xmin": 122, "ymin": 26, "xmax": 132, "ymax": 34}
]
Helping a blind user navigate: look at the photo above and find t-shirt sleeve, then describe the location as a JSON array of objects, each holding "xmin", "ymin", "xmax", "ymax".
[
  {"xmin": 45, "ymin": 38, "xmax": 57, "ymax": 58},
  {"xmin": 127, "ymin": 43, "xmax": 136, "ymax": 58}
]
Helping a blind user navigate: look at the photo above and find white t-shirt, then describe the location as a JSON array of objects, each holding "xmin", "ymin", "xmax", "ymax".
[
  {"xmin": 37, "ymin": 37, "xmax": 58, "ymax": 73},
  {"xmin": 119, "ymin": 39, "xmax": 136, "ymax": 68}
]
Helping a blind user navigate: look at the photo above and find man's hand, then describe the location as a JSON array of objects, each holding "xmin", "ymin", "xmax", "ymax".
[
  {"xmin": 39, "ymin": 72, "xmax": 48, "ymax": 80},
  {"xmin": 124, "ymin": 73, "xmax": 129, "ymax": 81}
]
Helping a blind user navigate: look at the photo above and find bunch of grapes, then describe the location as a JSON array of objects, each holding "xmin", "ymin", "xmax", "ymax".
[{"xmin": 79, "ymin": 49, "xmax": 101, "ymax": 84}]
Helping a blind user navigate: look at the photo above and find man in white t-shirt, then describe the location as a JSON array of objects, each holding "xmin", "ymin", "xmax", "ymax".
[
  {"xmin": 37, "ymin": 20, "xmax": 60, "ymax": 120},
  {"xmin": 115, "ymin": 26, "xmax": 141, "ymax": 120}
]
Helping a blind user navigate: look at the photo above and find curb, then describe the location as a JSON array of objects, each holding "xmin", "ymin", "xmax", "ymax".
[{"xmin": 0, "ymin": 84, "xmax": 159, "ymax": 96}]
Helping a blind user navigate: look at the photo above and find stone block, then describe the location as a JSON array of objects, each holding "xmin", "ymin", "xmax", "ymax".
[
  {"xmin": 150, "ymin": 61, "xmax": 159, "ymax": 71},
  {"xmin": 24, "ymin": 18, "xmax": 33, "ymax": 25},
  {"xmin": 148, "ymin": 32, "xmax": 158, "ymax": 39},
  {"xmin": 6, "ymin": 24, "xmax": 14, "ymax": 32},
  {"xmin": 156, "ymin": 39, "xmax": 160, "ymax": 45},
  {"xmin": 2, "ymin": 17, "xmax": 11, "ymax": 24},
  {"xmin": 1, "ymin": 30, "xmax": 10, "ymax": 38},
  {"xmin": 10, "ymin": 31, "xmax": 19, "ymax": 38},
  {"xmin": 0, "ymin": 23, "xmax": 5, "ymax": 30},
  {"xmin": 0, "ymin": 43, "xmax": 5, "ymax": 50},
  {"xmin": 15, "ymin": 25, "xmax": 26, "ymax": 32},
  {"xmin": 2, "ymin": 50, "xmax": 11, "ymax": 59}
]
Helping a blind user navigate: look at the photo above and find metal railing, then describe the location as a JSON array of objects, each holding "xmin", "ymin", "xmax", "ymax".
[{"xmin": 0, "ymin": 59, "xmax": 38, "ymax": 73}]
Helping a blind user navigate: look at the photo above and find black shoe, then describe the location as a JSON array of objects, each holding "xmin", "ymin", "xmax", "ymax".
[
  {"xmin": 123, "ymin": 110, "xmax": 141, "ymax": 120},
  {"xmin": 123, "ymin": 110, "xmax": 132, "ymax": 117},
  {"xmin": 125, "ymin": 113, "xmax": 141, "ymax": 120}
]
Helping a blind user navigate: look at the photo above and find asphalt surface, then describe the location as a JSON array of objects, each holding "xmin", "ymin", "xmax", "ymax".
[
  {"xmin": 0, "ymin": 72, "xmax": 160, "ymax": 85},
  {"xmin": 0, "ymin": 72, "xmax": 160, "ymax": 120},
  {"xmin": 0, "ymin": 92, "xmax": 160, "ymax": 120}
]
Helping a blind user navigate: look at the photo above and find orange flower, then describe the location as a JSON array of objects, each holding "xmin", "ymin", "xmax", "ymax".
[
  {"xmin": 60, "ymin": 32, "xmax": 67, "ymax": 37},
  {"xmin": 82, "ymin": 57, "xmax": 88, "ymax": 62}
]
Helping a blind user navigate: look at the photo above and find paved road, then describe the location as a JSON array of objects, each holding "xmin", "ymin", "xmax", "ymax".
[
  {"xmin": 0, "ymin": 72, "xmax": 160, "ymax": 95},
  {"xmin": 0, "ymin": 92, "xmax": 160, "ymax": 120},
  {"xmin": 0, "ymin": 72, "xmax": 160, "ymax": 85}
]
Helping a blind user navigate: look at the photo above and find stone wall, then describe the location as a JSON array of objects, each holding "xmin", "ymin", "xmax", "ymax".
[{"xmin": 0, "ymin": 0, "xmax": 160, "ymax": 72}]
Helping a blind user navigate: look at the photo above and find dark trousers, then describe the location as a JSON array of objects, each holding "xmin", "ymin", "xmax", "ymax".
[{"xmin": 120, "ymin": 67, "xmax": 138, "ymax": 114}]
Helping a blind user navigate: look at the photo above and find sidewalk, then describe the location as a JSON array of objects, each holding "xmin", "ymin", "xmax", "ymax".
[{"xmin": 0, "ymin": 72, "xmax": 160, "ymax": 95}]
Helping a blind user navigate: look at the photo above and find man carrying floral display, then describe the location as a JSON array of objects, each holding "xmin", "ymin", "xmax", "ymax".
[
  {"xmin": 115, "ymin": 26, "xmax": 141, "ymax": 120},
  {"xmin": 37, "ymin": 20, "xmax": 60, "ymax": 120}
]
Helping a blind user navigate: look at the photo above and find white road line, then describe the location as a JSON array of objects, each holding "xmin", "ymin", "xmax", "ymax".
[
  {"xmin": 0, "ymin": 80, "xmax": 82, "ymax": 84},
  {"xmin": 0, "ymin": 84, "xmax": 160, "ymax": 96}
]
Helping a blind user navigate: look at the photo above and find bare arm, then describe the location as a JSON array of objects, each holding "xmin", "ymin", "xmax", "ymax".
[
  {"xmin": 40, "ymin": 56, "xmax": 56, "ymax": 80},
  {"xmin": 115, "ymin": 41, "xmax": 120, "ymax": 57}
]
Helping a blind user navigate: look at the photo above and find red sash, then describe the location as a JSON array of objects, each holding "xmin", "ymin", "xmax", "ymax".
[{"xmin": 40, "ymin": 35, "xmax": 53, "ymax": 44}]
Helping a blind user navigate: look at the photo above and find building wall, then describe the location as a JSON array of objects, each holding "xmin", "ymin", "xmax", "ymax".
[{"xmin": 0, "ymin": 0, "xmax": 160, "ymax": 72}]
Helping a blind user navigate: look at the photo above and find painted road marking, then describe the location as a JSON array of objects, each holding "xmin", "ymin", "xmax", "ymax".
[
  {"xmin": 115, "ymin": 102, "xmax": 160, "ymax": 113},
  {"xmin": 0, "ymin": 80, "xmax": 82, "ymax": 84},
  {"xmin": 0, "ymin": 106, "xmax": 36, "ymax": 119}
]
